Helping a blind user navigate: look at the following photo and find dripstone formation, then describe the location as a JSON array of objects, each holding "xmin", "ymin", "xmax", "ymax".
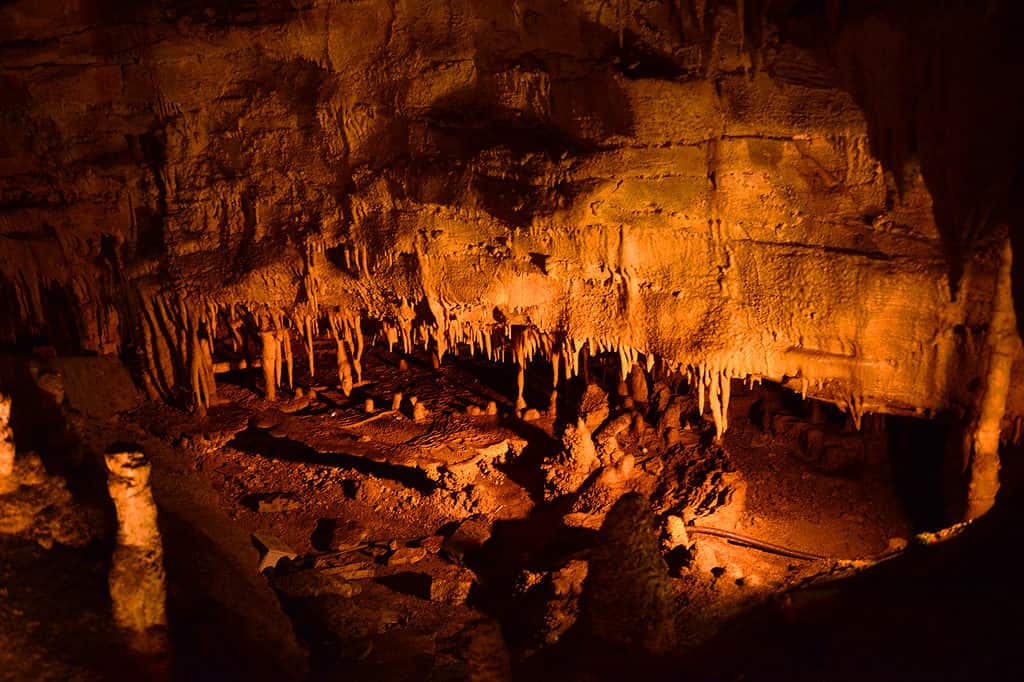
[{"xmin": 1, "ymin": 1, "xmax": 1020, "ymax": 446}]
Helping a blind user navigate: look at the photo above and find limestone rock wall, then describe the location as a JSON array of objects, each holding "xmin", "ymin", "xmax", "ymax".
[{"xmin": 0, "ymin": 1, "xmax": 1016, "ymax": 423}]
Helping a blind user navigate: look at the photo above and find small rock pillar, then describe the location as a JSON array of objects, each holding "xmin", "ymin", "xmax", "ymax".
[
  {"xmin": 105, "ymin": 447, "xmax": 167, "ymax": 635},
  {"xmin": 966, "ymin": 239, "xmax": 1017, "ymax": 520},
  {"xmin": 0, "ymin": 394, "xmax": 15, "ymax": 494}
]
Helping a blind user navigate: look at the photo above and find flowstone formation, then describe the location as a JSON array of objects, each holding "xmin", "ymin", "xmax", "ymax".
[{"xmin": 1, "ymin": 0, "xmax": 1020, "ymax": 451}]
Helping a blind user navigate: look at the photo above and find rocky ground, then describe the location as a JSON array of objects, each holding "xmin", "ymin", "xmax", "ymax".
[{"xmin": 0, "ymin": 340, "xmax": 924, "ymax": 681}]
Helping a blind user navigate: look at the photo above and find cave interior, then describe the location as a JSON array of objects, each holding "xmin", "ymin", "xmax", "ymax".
[{"xmin": 2, "ymin": 1, "xmax": 1024, "ymax": 680}]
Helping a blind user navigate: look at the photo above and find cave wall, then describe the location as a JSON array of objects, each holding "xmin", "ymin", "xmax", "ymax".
[{"xmin": 0, "ymin": 0, "xmax": 1019, "ymax": 423}]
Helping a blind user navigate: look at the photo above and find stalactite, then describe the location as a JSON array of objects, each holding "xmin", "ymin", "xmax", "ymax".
[
  {"xmin": 279, "ymin": 324, "xmax": 294, "ymax": 390},
  {"xmin": 227, "ymin": 307, "xmax": 244, "ymax": 353},
  {"xmin": 695, "ymin": 366, "xmax": 706, "ymax": 416},
  {"xmin": 136, "ymin": 297, "xmax": 165, "ymax": 399},
  {"xmin": 581, "ymin": 339, "xmax": 591, "ymax": 384},
  {"xmin": 183, "ymin": 299, "xmax": 218, "ymax": 413},
  {"xmin": 328, "ymin": 308, "xmax": 360, "ymax": 396},
  {"xmin": 139, "ymin": 292, "xmax": 178, "ymax": 399},
  {"xmin": 844, "ymin": 386, "xmax": 864, "ymax": 431},
  {"xmin": 424, "ymin": 296, "xmax": 448, "ymax": 362},
  {"xmin": 383, "ymin": 321, "xmax": 399, "ymax": 353},
  {"xmin": 396, "ymin": 298, "xmax": 415, "ymax": 353},
  {"xmin": 550, "ymin": 348, "xmax": 561, "ymax": 413},
  {"xmin": 299, "ymin": 314, "xmax": 313, "ymax": 380},
  {"xmin": 187, "ymin": 314, "xmax": 217, "ymax": 413},
  {"xmin": 692, "ymin": 363, "xmax": 732, "ymax": 439},
  {"xmin": 512, "ymin": 326, "xmax": 542, "ymax": 411},
  {"xmin": 483, "ymin": 325, "xmax": 494, "ymax": 361},
  {"xmin": 350, "ymin": 314, "xmax": 364, "ymax": 383},
  {"xmin": 716, "ymin": 367, "xmax": 731, "ymax": 436}
]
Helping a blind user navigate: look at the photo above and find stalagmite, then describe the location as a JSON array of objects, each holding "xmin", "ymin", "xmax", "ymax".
[
  {"xmin": 260, "ymin": 329, "xmax": 279, "ymax": 401},
  {"xmin": 966, "ymin": 239, "xmax": 1017, "ymax": 520},
  {"xmin": 0, "ymin": 394, "xmax": 15, "ymax": 494},
  {"xmin": 105, "ymin": 447, "xmax": 167, "ymax": 637}
]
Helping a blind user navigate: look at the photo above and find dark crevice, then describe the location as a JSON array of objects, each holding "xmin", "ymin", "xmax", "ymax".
[{"xmin": 228, "ymin": 428, "xmax": 437, "ymax": 494}]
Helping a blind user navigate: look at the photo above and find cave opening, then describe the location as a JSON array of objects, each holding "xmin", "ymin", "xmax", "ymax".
[{"xmin": 3, "ymin": 1, "xmax": 1024, "ymax": 680}]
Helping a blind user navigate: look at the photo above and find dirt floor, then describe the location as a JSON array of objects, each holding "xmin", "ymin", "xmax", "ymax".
[{"xmin": 3, "ymin": 342, "xmax": 1014, "ymax": 681}]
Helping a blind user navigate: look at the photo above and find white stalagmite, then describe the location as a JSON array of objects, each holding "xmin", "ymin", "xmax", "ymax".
[
  {"xmin": 105, "ymin": 447, "xmax": 167, "ymax": 635},
  {"xmin": 966, "ymin": 238, "xmax": 1017, "ymax": 520},
  {"xmin": 0, "ymin": 394, "xmax": 15, "ymax": 494}
]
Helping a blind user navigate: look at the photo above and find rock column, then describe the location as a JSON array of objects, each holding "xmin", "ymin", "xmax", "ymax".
[
  {"xmin": 105, "ymin": 447, "xmax": 167, "ymax": 635},
  {"xmin": 966, "ymin": 239, "xmax": 1017, "ymax": 520},
  {"xmin": 0, "ymin": 394, "xmax": 15, "ymax": 494}
]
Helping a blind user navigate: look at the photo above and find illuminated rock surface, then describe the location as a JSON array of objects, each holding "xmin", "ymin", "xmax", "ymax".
[
  {"xmin": 2, "ymin": 2, "xmax": 1024, "ymax": 682},
  {"xmin": 1, "ymin": 0, "xmax": 1020, "ymax": 429}
]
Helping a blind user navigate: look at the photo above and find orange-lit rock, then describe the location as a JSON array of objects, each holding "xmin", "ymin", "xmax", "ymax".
[
  {"xmin": 105, "ymin": 447, "xmax": 167, "ymax": 636},
  {"xmin": 0, "ymin": 0, "xmax": 1015, "ymax": 437}
]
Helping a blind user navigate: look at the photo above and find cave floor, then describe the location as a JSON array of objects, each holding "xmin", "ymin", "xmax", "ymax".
[
  {"xmin": 140, "ymin": 345, "xmax": 913, "ymax": 679},
  {"xmin": 2, "ymin": 345, "xmax": 932, "ymax": 681}
]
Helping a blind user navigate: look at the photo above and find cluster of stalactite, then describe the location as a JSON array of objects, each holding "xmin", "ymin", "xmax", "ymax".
[
  {"xmin": 129, "ymin": 283, "xmax": 910, "ymax": 443},
  {"xmin": 0, "ymin": 253, "xmax": 122, "ymax": 355},
  {"xmin": 135, "ymin": 290, "xmax": 218, "ymax": 413}
]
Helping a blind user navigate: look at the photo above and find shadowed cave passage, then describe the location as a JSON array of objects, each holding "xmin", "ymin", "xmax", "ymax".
[{"xmin": 2, "ymin": 1, "xmax": 1024, "ymax": 681}]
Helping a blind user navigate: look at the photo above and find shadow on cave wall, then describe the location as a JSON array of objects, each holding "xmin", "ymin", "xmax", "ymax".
[{"xmin": 766, "ymin": 0, "xmax": 1024, "ymax": 301}]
